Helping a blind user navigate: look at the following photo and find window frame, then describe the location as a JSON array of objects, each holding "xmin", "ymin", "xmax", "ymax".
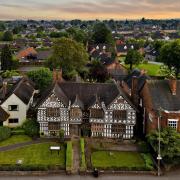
[
  {"xmin": 8, "ymin": 105, "xmax": 19, "ymax": 111},
  {"xmin": 168, "ymin": 119, "xmax": 179, "ymax": 130},
  {"xmin": 8, "ymin": 118, "xmax": 19, "ymax": 124}
]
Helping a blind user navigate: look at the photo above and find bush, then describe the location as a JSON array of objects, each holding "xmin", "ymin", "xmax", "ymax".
[
  {"xmin": 80, "ymin": 138, "xmax": 86, "ymax": 171},
  {"xmin": 141, "ymin": 153, "xmax": 154, "ymax": 171},
  {"xmin": 66, "ymin": 141, "xmax": 73, "ymax": 172},
  {"xmin": 0, "ymin": 127, "xmax": 11, "ymax": 142},
  {"xmin": 22, "ymin": 119, "xmax": 39, "ymax": 138}
]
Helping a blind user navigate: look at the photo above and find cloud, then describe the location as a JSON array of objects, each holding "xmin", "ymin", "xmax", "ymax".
[{"xmin": 0, "ymin": 0, "xmax": 179, "ymax": 20}]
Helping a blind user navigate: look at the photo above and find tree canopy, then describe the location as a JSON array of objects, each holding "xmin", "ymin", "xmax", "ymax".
[
  {"xmin": 147, "ymin": 128, "xmax": 180, "ymax": 161},
  {"xmin": 27, "ymin": 67, "xmax": 52, "ymax": 91},
  {"xmin": 92, "ymin": 22, "xmax": 113, "ymax": 44},
  {"xmin": 89, "ymin": 60, "xmax": 109, "ymax": 82},
  {"xmin": 46, "ymin": 38, "xmax": 88, "ymax": 79},
  {"xmin": 0, "ymin": 45, "xmax": 16, "ymax": 71},
  {"xmin": 159, "ymin": 40, "xmax": 180, "ymax": 77},
  {"xmin": 2, "ymin": 31, "xmax": 13, "ymax": 41},
  {"xmin": 125, "ymin": 49, "xmax": 143, "ymax": 70}
]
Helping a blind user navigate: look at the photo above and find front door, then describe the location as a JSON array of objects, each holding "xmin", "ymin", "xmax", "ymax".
[{"xmin": 69, "ymin": 124, "xmax": 80, "ymax": 136}]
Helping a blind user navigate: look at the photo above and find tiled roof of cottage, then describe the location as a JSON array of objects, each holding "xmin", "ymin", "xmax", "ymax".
[
  {"xmin": 147, "ymin": 80, "xmax": 180, "ymax": 111},
  {"xmin": 0, "ymin": 78, "xmax": 35, "ymax": 105},
  {"xmin": 17, "ymin": 47, "xmax": 37, "ymax": 59}
]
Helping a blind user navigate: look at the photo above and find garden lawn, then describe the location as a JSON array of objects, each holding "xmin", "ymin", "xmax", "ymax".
[
  {"xmin": 0, "ymin": 135, "xmax": 32, "ymax": 147},
  {"xmin": 91, "ymin": 151, "xmax": 145, "ymax": 169},
  {"xmin": 124, "ymin": 63, "xmax": 162, "ymax": 76},
  {"xmin": 0, "ymin": 143, "xmax": 65, "ymax": 168}
]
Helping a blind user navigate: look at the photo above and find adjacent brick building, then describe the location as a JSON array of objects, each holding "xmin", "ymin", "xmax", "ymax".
[{"xmin": 140, "ymin": 78, "xmax": 180, "ymax": 134}]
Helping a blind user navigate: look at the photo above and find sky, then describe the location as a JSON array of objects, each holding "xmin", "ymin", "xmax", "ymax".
[{"xmin": 0, "ymin": 0, "xmax": 180, "ymax": 20}]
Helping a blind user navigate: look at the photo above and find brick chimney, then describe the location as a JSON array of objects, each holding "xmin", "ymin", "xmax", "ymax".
[
  {"xmin": 169, "ymin": 77, "xmax": 177, "ymax": 95},
  {"xmin": 131, "ymin": 76, "xmax": 139, "ymax": 106},
  {"xmin": 2, "ymin": 81, "xmax": 7, "ymax": 97},
  {"xmin": 53, "ymin": 69, "xmax": 63, "ymax": 83}
]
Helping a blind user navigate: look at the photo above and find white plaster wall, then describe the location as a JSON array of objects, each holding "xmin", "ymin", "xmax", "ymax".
[{"xmin": 1, "ymin": 94, "xmax": 27, "ymax": 127}]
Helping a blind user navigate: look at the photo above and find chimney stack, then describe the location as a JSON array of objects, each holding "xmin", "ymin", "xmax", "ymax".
[
  {"xmin": 53, "ymin": 69, "xmax": 63, "ymax": 83},
  {"xmin": 169, "ymin": 77, "xmax": 177, "ymax": 95},
  {"xmin": 2, "ymin": 81, "xmax": 7, "ymax": 97},
  {"xmin": 131, "ymin": 76, "xmax": 139, "ymax": 106}
]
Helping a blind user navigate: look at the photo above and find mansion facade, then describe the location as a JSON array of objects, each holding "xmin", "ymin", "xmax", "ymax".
[{"xmin": 37, "ymin": 82, "xmax": 137, "ymax": 139}]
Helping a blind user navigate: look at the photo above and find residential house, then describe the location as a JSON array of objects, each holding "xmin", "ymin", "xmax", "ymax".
[
  {"xmin": 140, "ymin": 78, "xmax": 180, "ymax": 134},
  {"xmin": 36, "ymin": 70, "xmax": 137, "ymax": 139},
  {"xmin": 0, "ymin": 78, "xmax": 35, "ymax": 127}
]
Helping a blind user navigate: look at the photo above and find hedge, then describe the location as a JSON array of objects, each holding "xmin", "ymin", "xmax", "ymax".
[
  {"xmin": 141, "ymin": 153, "xmax": 154, "ymax": 171},
  {"xmin": 0, "ymin": 127, "xmax": 11, "ymax": 142},
  {"xmin": 80, "ymin": 138, "xmax": 86, "ymax": 171},
  {"xmin": 66, "ymin": 141, "xmax": 73, "ymax": 172}
]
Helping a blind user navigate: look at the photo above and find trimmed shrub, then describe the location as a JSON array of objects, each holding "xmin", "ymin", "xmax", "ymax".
[
  {"xmin": 11, "ymin": 128, "xmax": 25, "ymax": 135},
  {"xmin": 0, "ymin": 127, "xmax": 11, "ymax": 142},
  {"xmin": 80, "ymin": 138, "xmax": 86, "ymax": 171},
  {"xmin": 22, "ymin": 119, "xmax": 39, "ymax": 138},
  {"xmin": 66, "ymin": 141, "xmax": 73, "ymax": 172}
]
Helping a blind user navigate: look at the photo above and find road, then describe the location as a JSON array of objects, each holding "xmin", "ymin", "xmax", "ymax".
[{"xmin": 0, "ymin": 171, "xmax": 180, "ymax": 180}]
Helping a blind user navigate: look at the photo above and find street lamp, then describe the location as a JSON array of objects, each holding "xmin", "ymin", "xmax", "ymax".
[{"xmin": 157, "ymin": 107, "xmax": 163, "ymax": 176}]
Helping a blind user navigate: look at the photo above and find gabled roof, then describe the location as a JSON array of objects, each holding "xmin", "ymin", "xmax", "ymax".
[
  {"xmin": 72, "ymin": 94, "xmax": 84, "ymax": 109},
  {"xmin": 17, "ymin": 47, "xmax": 37, "ymax": 59},
  {"xmin": 0, "ymin": 78, "xmax": 35, "ymax": 105},
  {"xmin": 0, "ymin": 106, "xmax": 10, "ymax": 122},
  {"xmin": 146, "ymin": 80, "xmax": 180, "ymax": 111},
  {"xmin": 37, "ymin": 82, "xmax": 138, "ymax": 111}
]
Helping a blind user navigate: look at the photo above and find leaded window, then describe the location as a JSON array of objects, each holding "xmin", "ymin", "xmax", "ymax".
[{"xmin": 46, "ymin": 108, "xmax": 60, "ymax": 117}]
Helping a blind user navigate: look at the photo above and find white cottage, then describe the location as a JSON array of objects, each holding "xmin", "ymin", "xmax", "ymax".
[{"xmin": 0, "ymin": 78, "xmax": 35, "ymax": 127}]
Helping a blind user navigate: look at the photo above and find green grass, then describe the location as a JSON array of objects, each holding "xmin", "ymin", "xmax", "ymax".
[
  {"xmin": 0, "ymin": 135, "xmax": 32, "ymax": 147},
  {"xmin": 124, "ymin": 63, "xmax": 162, "ymax": 76},
  {"xmin": 91, "ymin": 151, "xmax": 146, "ymax": 169},
  {"xmin": 0, "ymin": 142, "xmax": 65, "ymax": 167}
]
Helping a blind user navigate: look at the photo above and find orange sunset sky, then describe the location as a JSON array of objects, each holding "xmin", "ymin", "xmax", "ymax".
[{"xmin": 0, "ymin": 0, "xmax": 180, "ymax": 20}]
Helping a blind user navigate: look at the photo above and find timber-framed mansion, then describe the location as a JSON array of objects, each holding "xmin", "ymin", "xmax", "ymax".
[{"xmin": 36, "ymin": 70, "xmax": 137, "ymax": 139}]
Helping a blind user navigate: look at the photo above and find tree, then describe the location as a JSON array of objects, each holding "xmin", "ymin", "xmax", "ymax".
[
  {"xmin": 0, "ymin": 45, "xmax": 14, "ymax": 71},
  {"xmin": 125, "ymin": 49, "xmax": 143, "ymax": 70},
  {"xmin": 0, "ymin": 22, "xmax": 5, "ymax": 31},
  {"xmin": 159, "ymin": 40, "xmax": 180, "ymax": 77},
  {"xmin": 23, "ymin": 119, "xmax": 39, "ymax": 138},
  {"xmin": 147, "ymin": 128, "xmax": 180, "ymax": 161},
  {"xmin": 2, "ymin": 31, "xmax": 13, "ymax": 41},
  {"xmin": 67, "ymin": 27, "xmax": 88, "ymax": 44},
  {"xmin": 92, "ymin": 22, "xmax": 113, "ymax": 44},
  {"xmin": 27, "ymin": 68, "xmax": 52, "ymax": 91},
  {"xmin": 89, "ymin": 60, "xmax": 109, "ymax": 82},
  {"xmin": 46, "ymin": 38, "xmax": 88, "ymax": 79}
]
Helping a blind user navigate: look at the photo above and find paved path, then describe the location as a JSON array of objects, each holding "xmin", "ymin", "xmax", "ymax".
[
  {"xmin": 72, "ymin": 137, "xmax": 80, "ymax": 174},
  {"xmin": 0, "ymin": 139, "xmax": 58, "ymax": 152}
]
